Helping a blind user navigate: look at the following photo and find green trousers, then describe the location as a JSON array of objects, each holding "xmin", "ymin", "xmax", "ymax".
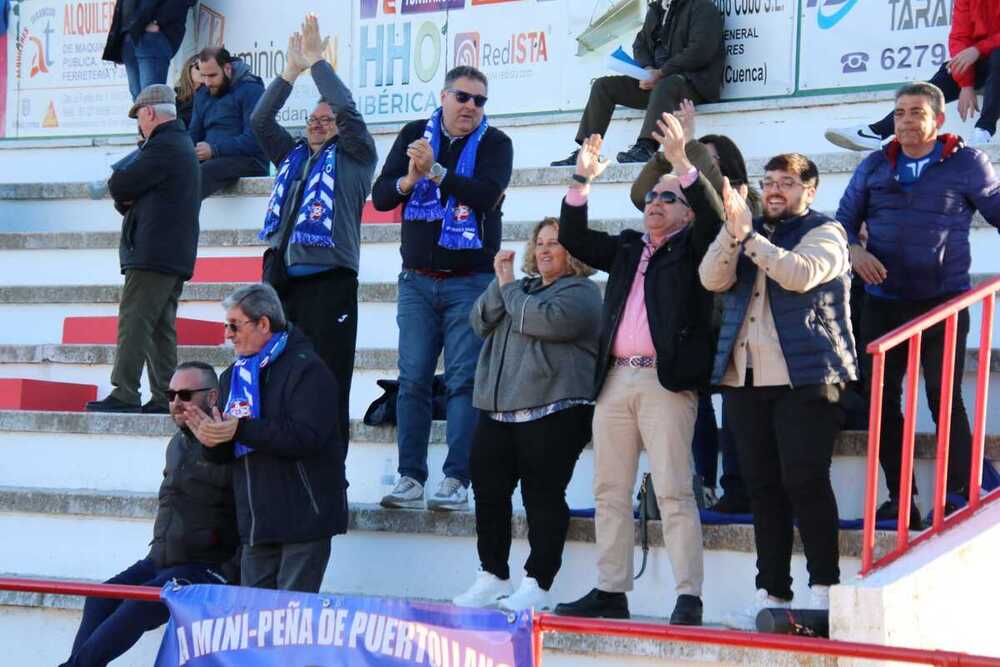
[{"xmin": 575, "ymin": 74, "xmax": 702, "ymax": 145}]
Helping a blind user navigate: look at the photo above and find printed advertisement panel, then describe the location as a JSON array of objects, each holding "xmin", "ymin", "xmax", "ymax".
[
  {"xmin": 798, "ymin": 0, "xmax": 952, "ymax": 91},
  {"xmin": 713, "ymin": 0, "xmax": 797, "ymax": 98}
]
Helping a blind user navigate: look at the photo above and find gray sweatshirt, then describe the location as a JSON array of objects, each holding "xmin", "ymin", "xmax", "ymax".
[
  {"xmin": 470, "ymin": 275, "xmax": 603, "ymax": 413},
  {"xmin": 250, "ymin": 61, "xmax": 377, "ymax": 275}
]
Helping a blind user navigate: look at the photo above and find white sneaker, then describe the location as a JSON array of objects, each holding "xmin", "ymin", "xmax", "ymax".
[
  {"xmin": 427, "ymin": 477, "xmax": 468, "ymax": 511},
  {"xmin": 499, "ymin": 577, "xmax": 552, "ymax": 612},
  {"xmin": 380, "ymin": 476, "xmax": 424, "ymax": 509},
  {"xmin": 452, "ymin": 571, "xmax": 513, "ymax": 607},
  {"xmin": 721, "ymin": 588, "xmax": 792, "ymax": 631},
  {"xmin": 824, "ymin": 124, "xmax": 883, "ymax": 151},
  {"xmin": 971, "ymin": 128, "xmax": 994, "ymax": 145},
  {"xmin": 806, "ymin": 585, "xmax": 830, "ymax": 610}
]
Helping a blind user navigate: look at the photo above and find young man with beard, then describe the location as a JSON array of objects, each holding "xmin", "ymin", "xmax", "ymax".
[
  {"xmin": 251, "ymin": 14, "xmax": 377, "ymax": 449},
  {"xmin": 700, "ymin": 154, "xmax": 858, "ymax": 629},
  {"xmin": 372, "ymin": 66, "xmax": 513, "ymax": 512},
  {"xmin": 63, "ymin": 362, "xmax": 238, "ymax": 667},
  {"xmin": 190, "ymin": 47, "xmax": 268, "ymax": 198}
]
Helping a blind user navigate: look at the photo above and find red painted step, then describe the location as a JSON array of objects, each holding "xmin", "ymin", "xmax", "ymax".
[
  {"xmin": 363, "ymin": 200, "xmax": 402, "ymax": 224},
  {"xmin": 190, "ymin": 256, "xmax": 263, "ymax": 283},
  {"xmin": 0, "ymin": 379, "xmax": 97, "ymax": 412},
  {"xmin": 62, "ymin": 317, "xmax": 224, "ymax": 345}
]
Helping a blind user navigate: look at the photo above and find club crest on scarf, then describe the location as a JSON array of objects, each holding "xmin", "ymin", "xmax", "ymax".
[
  {"xmin": 226, "ymin": 331, "xmax": 289, "ymax": 457},
  {"xmin": 259, "ymin": 143, "xmax": 337, "ymax": 249},
  {"xmin": 404, "ymin": 107, "xmax": 488, "ymax": 250}
]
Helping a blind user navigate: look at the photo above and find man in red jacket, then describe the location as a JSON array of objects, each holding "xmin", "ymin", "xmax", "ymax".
[{"xmin": 826, "ymin": 0, "xmax": 999, "ymax": 150}]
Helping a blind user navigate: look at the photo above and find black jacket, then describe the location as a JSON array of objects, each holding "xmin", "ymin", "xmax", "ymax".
[
  {"xmin": 102, "ymin": 0, "xmax": 193, "ymax": 64},
  {"xmin": 111, "ymin": 120, "xmax": 201, "ymax": 279},
  {"xmin": 203, "ymin": 327, "xmax": 349, "ymax": 546},
  {"xmin": 559, "ymin": 174, "xmax": 724, "ymax": 396},
  {"xmin": 371, "ymin": 119, "xmax": 513, "ymax": 273},
  {"xmin": 148, "ymin": 430, "xmax": 239, "ymax": 578},
  {"xmin": 632, "ymin": 0, "xmax": 725, "ymax": 102}
]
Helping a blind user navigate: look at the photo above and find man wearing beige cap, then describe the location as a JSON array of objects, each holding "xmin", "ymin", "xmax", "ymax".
[{"xmin": 86, "ymin": 84, "xmax": 202, "ymax": 414}]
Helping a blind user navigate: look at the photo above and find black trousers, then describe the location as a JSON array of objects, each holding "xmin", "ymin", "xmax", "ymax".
[
  {"xmin": 470, "ymin": 404, "xmax": 592, "ymax": 590},
  {"xmin": 861, "ymin": 295, "xmax": 972, "ymax": 498},
  {"xmin": 281, "ymin": 268, "xmax": 359, "ymax": 449},
  {"xmin": 241, "ymin": 538, "xmax": 331, "ymax": 593},
  {"xmin": 871, "ymin": 52, "xmax": 1000, "ymax": 138},
  {"xmin": 575, "ymin": 74, "xmax": 703, "ymax": 145},
  {"xmin": 200, "ymin": 156, "xmax": 267, "ymax": 199},
  {"xmin": 724, "ymin": 380, "xmax": 844, "ymax": 599}
]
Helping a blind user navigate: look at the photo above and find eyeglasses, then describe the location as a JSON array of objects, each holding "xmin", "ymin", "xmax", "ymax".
[
  {"xmin": 759, "ymin": 178, "xmax": 805, "ymax": 192},
  {"xmin": 166, "ymin": 387, "xmax": 213, "ymax": 402},
  {"xmin": 446, "ymin": 88, "xmax": 488, "ymax": 108},
  {"xmin": 306, "ymin": 115, "xmax": 335, "ymax": 127},
  {"xmin": 643, "ymin": 190, "xmax": 690, "ymax": 207},
  {"xmin": 223, "ymin": 319, "xmax": 257, "ymax": 333}
]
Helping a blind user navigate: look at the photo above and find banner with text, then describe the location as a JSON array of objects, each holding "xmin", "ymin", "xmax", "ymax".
[
  {"xmin": 798, "ymin": 0, "xmax": 952, "ymax": 91},
  {"xmin": 713, "ymin": 0, "xmax": 796, "ymax": 98},
  {"xmin": 154, "ymin": 584, "xmax": 534, "ymax": 667}
]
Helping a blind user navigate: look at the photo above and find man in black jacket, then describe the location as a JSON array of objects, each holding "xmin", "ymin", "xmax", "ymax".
[
  {"xmin": 251, "ymin": 15, "xmax": 377, "ymax": 449},
  {"xmin": 102, "ymin": 0, "xmax": 194, "ymax": 100},
  {"xmin": 553, "ymin": 118, "xmax": 722, "ymax": 624},
  {"xmin": 552, "ymin": 0, "xmax": 724, "ymax": 166},
  {"xmin": 188, "ymin": 283, "xmax": 348, "ymax": 593},
  {"xmin": 371, "ymin": 65, "xmax": 513, "ymax": 512},
  {"xmin": 62, "ymin": 362, "xmax": 238, "ymax": 667},
  {"xmin": 86, "ymin": 84, "xmax": 201, "ymax": 414}
]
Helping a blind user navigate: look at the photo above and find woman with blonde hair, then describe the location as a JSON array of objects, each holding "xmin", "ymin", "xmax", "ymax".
[
  {"xmin": 174, "ymin": 54, "xmax": 203, "ymax": 128},
  {"xmin": 453, "ymin": 217, "xmax": 603, "ymax": 612}
]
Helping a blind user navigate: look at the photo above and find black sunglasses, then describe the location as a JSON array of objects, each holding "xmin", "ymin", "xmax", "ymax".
[
  {"xmin": 166, "ymin": 387, "xmax": 213, "ymax": 402},
  {"xmin": 446, "ymin": 88, "xmax": 488, "ymax": 108},
  {"xmin": 643, "ymin": 189, "xmax": 690, "ymax": 207}
]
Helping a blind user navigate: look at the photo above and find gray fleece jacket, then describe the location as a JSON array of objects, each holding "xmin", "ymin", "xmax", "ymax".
[{"xmin": 470, "ymin": 275, "xmax": 603, "ymax": 413}]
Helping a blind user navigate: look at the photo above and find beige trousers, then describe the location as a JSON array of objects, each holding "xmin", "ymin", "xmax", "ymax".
[{"xmin": 592, "ymin": 367, "xmax": 704, "ymax": 595}]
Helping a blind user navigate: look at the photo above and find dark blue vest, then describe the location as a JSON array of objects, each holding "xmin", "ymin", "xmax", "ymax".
[{"xmin": 712, "ymin": 210, "xmax": 858, "ymax": 387}]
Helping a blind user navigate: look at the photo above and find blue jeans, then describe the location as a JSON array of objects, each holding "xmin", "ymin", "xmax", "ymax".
[
  {"xmin": 692, "ymin": 391, "xmax": 747, "ymax": 500},
  {"xmin": 61, "ymin": 558, "xmax": 226, "ymax": 666},
  {"xmin": 122, "ymin": 32, "xmax": 174, "ymax": 101},
  {"xmin": 395, "ymin": 270, "xmax": 492, "ymax": 486}
]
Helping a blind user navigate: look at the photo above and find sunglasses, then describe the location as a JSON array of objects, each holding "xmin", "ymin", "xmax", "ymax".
[
  {"xmin": 223, "ymin": 319, "xmax": 257, "ymax": 333},
  {"xmin": 643, "ymin": 190, "xmax": 690, "ymax": 207},
  {"xmin": 166, "ymin": 387, "xmax": 213, "ymax": 402},
  {"xmin": 446, "ymin": 88, "xmax": 488, "ymax": 108}
]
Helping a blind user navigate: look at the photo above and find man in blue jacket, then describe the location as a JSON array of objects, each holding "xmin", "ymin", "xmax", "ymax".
[
  {"xmin": 837, "ymin": 82, "xmax": 1000, "ymax": 528},
  {"xmin": 190, "ymin": 47, "xmax": 268, "ymax": 198}
]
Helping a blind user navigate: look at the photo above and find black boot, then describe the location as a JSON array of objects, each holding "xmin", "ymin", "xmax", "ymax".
[
  {"xmin": 553, "ymin": 588, "xmax": 630, "ymax": 619},
  {"xmin": 669, "ymin": 594, "xmax": 703, "ymax": 625},
  {"xmin": 85, "ymin": 395, "xmax": 141, "ymax": 413},
  {"xmin": 616, "ymin": 141, "xmax": 656, "ymax": 164},
  {"xmin": 550, "ymin": 149, "xmax": 580, "ymax": 167},
  {"xmin": 876, "ymin": 497, "xmax": 922, "ymax": 530}
]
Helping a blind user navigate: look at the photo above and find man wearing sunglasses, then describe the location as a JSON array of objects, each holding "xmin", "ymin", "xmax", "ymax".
[
  {"xmin": 700, "ymin": 154, "xmax": 856, "ymax": 630},
  {"xmin": 554, "ymin": 116, "xmax": 722, "ymax": 625},
  {"xmin": 250, "ymin": 14, "xmax": 377, "ymax": 450},
  {"xmin": 62, "ymin": 362, "xmax": 238, "ymax": 666},
  {"xmin": 372, "ymin": 66, "xmax": 513, "ymax": 512}
]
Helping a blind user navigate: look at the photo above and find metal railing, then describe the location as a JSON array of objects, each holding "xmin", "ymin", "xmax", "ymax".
[
  {"xmin": 861, "ymin": 276, "xmax": 1000, "ymax": 574},
  {"xmin": 3, "ymin": 577, "xmax": 999, "ymax": 666}
]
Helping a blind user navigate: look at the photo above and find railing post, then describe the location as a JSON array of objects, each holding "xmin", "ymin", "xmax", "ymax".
[
  {"xmin": 532, "ymin": 614, "xmax": 543, "ymax": 666},
  {"xmin": 862, "ymin": 352, "xmax": 887, "ymax": 574},
  {"xmin": 932, "ymin": 314, "xmax": 958, "ymax": 532},
  {"xmin": 897, "ymin": 333, "xmax": 922, "ymax": 550},
  {"xmin": 970, "ymin": 294, "xmax": 995, "ymax": 512}
]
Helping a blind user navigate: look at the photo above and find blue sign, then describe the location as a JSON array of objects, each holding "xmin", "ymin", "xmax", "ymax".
[{"xmin": 155, "ymin": 584, "xmax": 534, "ymax": 666}]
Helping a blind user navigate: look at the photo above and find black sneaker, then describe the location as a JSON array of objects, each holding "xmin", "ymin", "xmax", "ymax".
[
  {"xmin": 616, "ymin": 143, "xmax": 655, "ymax": 164},
  {"xmin": 875, "ymin": 497, "xmax": 922, "ymax": 530},
  {"xmin": 85, "ymin": 396, "xmax": 141, "ymax": 413},
  {"xmin": 710, "ymin": 493, "xmax": 752, "ymax": 514},
  {"xmin": 669, "ymin": 594, "xmax": 703, "ymax": 626},
  {"xmin": 553, "ymin": 588, "xmax": 630, "ymax": 619},
  {"xmin": 550, "ymin": 149, "xmax": 579, "ymax": 167},
  {"xmin": 141, "ymin": 401, "xmax": 169, "ymax": 414}
]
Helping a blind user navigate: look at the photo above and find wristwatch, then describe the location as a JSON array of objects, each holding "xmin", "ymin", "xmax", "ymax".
[
  {"xmin": 430, "ymin": 162, "xmax": 447, "ymax": 184},
  {"xmin": 571, "ymin": 173, "xmax": 591, "ymax": 185}
]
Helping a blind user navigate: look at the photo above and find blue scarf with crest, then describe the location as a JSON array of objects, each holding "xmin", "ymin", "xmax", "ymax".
[
  {"xmin": 404, "ymin": 107, "xmax": 488, "ymax": 250},
  {"xmin": 260, "ymin": 143, "xmax": 337, "ymax": 248},
  {"xmin": 225, "ymin": 330, "xmax": 288, "ymax": 457}
]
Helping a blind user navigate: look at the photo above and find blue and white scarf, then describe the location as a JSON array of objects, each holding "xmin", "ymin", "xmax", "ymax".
[
  {"xmin": 226, "ymin": 330, "xmax": 289, "ymax": 458},
  {"xmin": 404, "ymin": 107, "xmax": 488, "ymax": 250},
  {"xmin": 259, "ymin": 143, "xmax": 337, "ymax": 248}
]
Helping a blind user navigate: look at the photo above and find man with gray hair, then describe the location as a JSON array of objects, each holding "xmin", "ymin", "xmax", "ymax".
[
  {"xmin": 186, "ymin": 283, "xmax": 348, "ymax": 593},
  {"xmin": 87, "ymin": 84, "xmax": 201, "ymax": 414}
]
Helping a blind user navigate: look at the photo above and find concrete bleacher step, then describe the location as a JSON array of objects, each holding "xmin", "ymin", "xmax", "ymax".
[
  {"xmin": 0, "ymin": 380, "xmax": 96, "ymax": 412},
  {"xmin": 0, "ymin": 485, "xmax": 896, "ymax": 625},
  {"xmin": 61, "ymin": 316, "xmax": 223, "ymax": 345}
]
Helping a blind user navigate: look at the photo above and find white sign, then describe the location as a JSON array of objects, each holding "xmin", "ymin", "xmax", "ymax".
[
  {"xmin": 713, "ymin": 0, "xmax": 797, "ymax": 98},
  {"xmin": 798, "ymin": 0, "xmax": 951, "ymax": 91}
]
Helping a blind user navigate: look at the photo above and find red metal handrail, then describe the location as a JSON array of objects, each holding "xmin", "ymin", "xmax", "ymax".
[
  {"xmin": 861, "ymin": 276, "xmax": 1000, "ymax": 574},
  {"xmin": 3, "ymin": 577, "xmax": 999, "ymax": 665}
]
